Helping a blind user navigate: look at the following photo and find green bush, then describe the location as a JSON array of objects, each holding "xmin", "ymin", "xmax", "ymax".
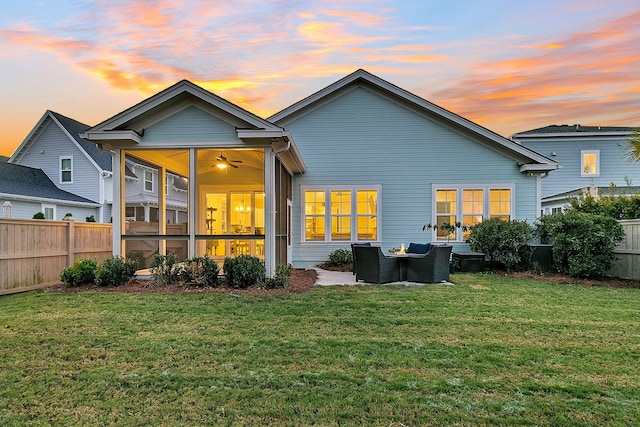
[
  {"xmin": 85, "ymin": 215, "xmax": 96, "ymax": 222},
  {"xmin": 537, "ymin": 211, "xmax": 625, "ymax": 278},
  {"xmin": 569, "ymin": 191, "xmax": 640, "ymax": 220},
  {"xmin": 327, "ymin": 248, "xmax": 353, "ymax": 266},
  {"xmin": 264, "ymin": 263, "xmax": 293, "ymax": 289},
  {"xmin": 468, "ymin": 218, "xmax": 535, "ymax": 272},
  {"xmin": 223, "ymin": 255, "xmax": 265, "ymax": 289},
  {"xmin": 176, "ymin": 256, "xmax": 220, "ymax": 287},
  {"xmin": 33, "ymin": 212, "xmax": 45, "ymax": 219},
  {"xmin": 60, "ymin": 258, "xmax": 98, "ymax": 286},
  {"xmin": 95, "ymin": 256, "xmax": 138, "ymax": 287},
  {"xmin": 150, "ymin": 253, "xmax": 179, "ymax": 285}
]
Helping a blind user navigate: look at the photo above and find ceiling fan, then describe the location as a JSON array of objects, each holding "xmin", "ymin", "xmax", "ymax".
[{"xmin": 215, "ymin": 153, "xmax": 243, "ymax": 169}]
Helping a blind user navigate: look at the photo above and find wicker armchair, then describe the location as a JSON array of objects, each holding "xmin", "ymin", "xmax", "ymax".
[
  {"xmin": 406, "ymin": 245, "xmax": 453, "ymax": 283},
  {"xmin": 352, "ymin": 245, "xmax": 399, "ymax": 283},
  {"xmin": 350, "ymin": 242, "xmax": 371, "ymax": 275}
]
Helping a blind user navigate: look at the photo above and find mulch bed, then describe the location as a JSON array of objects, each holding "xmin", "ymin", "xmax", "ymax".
[
  {"xmin": 43, "ymin": 265, "xmax": 640, "ymax": 295},
  {"xmin": 44, "ymin": 268, "xmax": 318, "ymax": 295}
]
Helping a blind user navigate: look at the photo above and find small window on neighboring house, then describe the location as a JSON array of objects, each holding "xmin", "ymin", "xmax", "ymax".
[
  {"xmin": 42, "ymin": 205, "xmax": 55, "ymax": 220},
  {"xmin": 581, "ymin": 150, "xmax": 599, "ymax": 176},
  {"xmin": 60, "ymin": 157, "xmax": 72, "ymax": 183},
  {"xmin": 144, "ymin": 170, "xmax": 154, "ymax": 192}
]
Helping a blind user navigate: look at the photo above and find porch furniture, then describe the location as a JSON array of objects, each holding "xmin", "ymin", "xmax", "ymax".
[
  {"xmin": 452, "ymin": 251, "xmax": 486, "ymax": 273},
  {"xmin": 352, "ymin": 245, "xmax": 399, "ymax": 283},
  {"xmin": 350, "ymin": 242, "xmax": 371, "ymax": 275},
  {"xmin": 406, "ymin": 245, "xmax": 453, "ymax": 283},
  {"xmin": 406, "ymin": 242, "xmax": 430, "ymax": 254}
]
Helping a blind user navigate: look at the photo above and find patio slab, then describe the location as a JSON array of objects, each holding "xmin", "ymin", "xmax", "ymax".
[{"xmin": 313, "ymin": 268, "xmax": 453, "ymax": 286}]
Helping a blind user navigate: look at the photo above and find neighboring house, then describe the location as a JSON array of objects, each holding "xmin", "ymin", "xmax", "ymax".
[
  {"xmin": 0, "ymin": 162, "xmax": 99, "ymax": 219},
  {"xmin": 7, "ymin": 110, "xmax": 187, "ymax": 223},
  {"xmin": 8, "ymin": 111, "xmax": 110, "ymax": 221},
  {"xmin": 512, "ymin": 124, "xmax": 640, "ymax": 214},
  {"xmin": 80, "ymin": 69, "xmax": 558, "ymax": 273}
]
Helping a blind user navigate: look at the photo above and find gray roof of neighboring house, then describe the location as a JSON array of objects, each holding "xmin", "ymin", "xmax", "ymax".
[
  {"xmin": 0, "ymin": 162, "xmax": 97, "ymax": 204},
  {"xmin": 49, "ymin": 111, "xmax": 114, "ymax": 172},
  {"xmin": 542, "ymin": 186, "xmax": 640, "ymax": 202},
  {"xmin": 513, "ymin": 124, "xmax": 636, "ymax": 136}
]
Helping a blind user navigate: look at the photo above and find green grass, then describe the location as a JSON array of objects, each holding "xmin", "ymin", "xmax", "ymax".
[{"xmin": 1, "ymin": 273, "xmax": 639, "ymax": 426}]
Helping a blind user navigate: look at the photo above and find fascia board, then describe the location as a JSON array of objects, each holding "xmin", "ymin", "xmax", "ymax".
[{"xmin": 0, "ymin": 192, "xmax": 100, "ymax": 207}]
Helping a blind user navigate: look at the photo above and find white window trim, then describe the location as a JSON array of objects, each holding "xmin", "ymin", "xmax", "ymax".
[
  {"xmin": 301, "ymin": 184, "xmax": 382, "ymax": 243},
  {"xmin": 59, "ymin": 156, "xmax": 73, "ymax": 184},
  {"xmin": 581, "ymin": 150, "xmax": 600, "ymax": 177},
  {"xmin": 431, "ymin": 183, "xmax": 515, "ymax": 242},
  {"xmin": 42, "ymin": 204, "xmax": 56, "ymax": 220},
  {"xmin": 144, "ymin": 170, "xmax": 154, "ymax": 193}
]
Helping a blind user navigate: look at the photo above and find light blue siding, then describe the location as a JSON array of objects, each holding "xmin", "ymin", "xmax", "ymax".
[
  {"xmin": 17, "ymin": 120, "xmax": 101, "ymax": 203},
  {"xmin": 519, "ymin": 136, "xmax": 640, "ymax": 198},
  {"xmin": 143, "ymin": 105, "xmax": 240, "ymax": 144},
  {"xmin": 281, "ymin": 86, "xmax": 539, "ymax": 267}
]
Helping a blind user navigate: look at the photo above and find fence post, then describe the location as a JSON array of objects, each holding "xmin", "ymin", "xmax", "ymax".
[{"xmin": 65, "ymin": 217, "xmax": 75, "ymax": 267}]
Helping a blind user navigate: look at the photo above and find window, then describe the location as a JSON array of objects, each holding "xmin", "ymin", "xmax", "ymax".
[
  {"xmin": 302, "ymin": 186, "xmax": 380, "ymax": 242},
  {"xmin": 60, "ymin": 157, "xmax": 72, "ymax": 183},
  {"xmin": 581, "ymin": 150, "xmax": 599, "ymax": 176},
  {"xmin": 433, "ymin": 184, "xmax": 513, "ymax": 242},
  {"xmin": 42, "ymin": 204, "xmax": 55, "ymax": 220},
  {"xmin": 144, "ymin": 170, "xmax": 154, "ymax": 192}
]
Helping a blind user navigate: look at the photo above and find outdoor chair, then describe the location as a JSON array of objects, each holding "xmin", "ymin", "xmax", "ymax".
[
  {"xmin": 406, "ymin": 245, "xmax": 453, "ymax": 283},
  {"xmin": 353, "ymin": 245, "xmax": 399, "ymax": 283},
  {"xmin": 350, "ymin": 242, "xmax": 371, "ymax": 275}
]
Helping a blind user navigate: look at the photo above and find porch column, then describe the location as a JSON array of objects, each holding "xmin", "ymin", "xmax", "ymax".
[
  {"xmin": 158, "ymin": 165, "xmax": 167, "ymax": 255},
  {"xmin": 112, "ymin": 149, "xmax": 124, "ymax": 256},
  {"xmin": 264, "ymin": 148, "xmax": 275, "ymax": 276},
  {"xmin": 189, "ymin": 148, "xmax": 196, "ymax": 257}
]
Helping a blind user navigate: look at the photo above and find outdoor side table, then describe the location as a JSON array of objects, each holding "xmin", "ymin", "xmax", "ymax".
[{"xmin": 452, "ymin": 252, "xmax": 485, "ymax": 273}]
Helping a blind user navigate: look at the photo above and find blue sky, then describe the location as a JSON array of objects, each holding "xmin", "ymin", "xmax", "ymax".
[{"xmin": 1, "ymin": 0, "xmax": 638, "ymax": 155}]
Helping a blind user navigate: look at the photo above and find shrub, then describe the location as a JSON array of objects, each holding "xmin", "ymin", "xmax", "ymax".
[
  {"xmin": 176, "ymin": 256, "xmax": 220, "ymax": 287},
  {"xmin": 95, "ymin": 256, "xmax": 138, "ymax": 287},
  {"xmin": 33, "ymin": 212, "xmax": 45, "ymax": 219},
  {"xmin": 223, "ymin": 255, "xmax": 265, "ymax": 289},
  {"xmin": 537, "ymin": 211, "xmax": 625, "ymax": 278},
  {"xmin": 468, "ymin": 218, "xmax": 535, "ymax": 272},
  {"xmin": 264, "ymin": 263, "xmax": 293, "ymax": 289},
  {"xmin": 568, "ymin": 191, "xmax": 640, "ymax": 220},
  {"xmin": 327, "ymin": 248, "xmax": 353, "ymax": 266},
  {"xmin": 150, "ymin": 253, "xmax": 179, "ymax": 286},
  {"xmin": 60, "ymin": 258, "xmax": 98, "ymax": 286},
  {"xmin": 85, "ymin": 215, "xmax": 96, "ymax": 222}
]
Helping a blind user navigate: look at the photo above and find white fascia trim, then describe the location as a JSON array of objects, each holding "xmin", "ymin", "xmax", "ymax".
[
  {"xmin": 0, "ymin": 193, "xmax": 100, "ymax": 207},
  {"xmin": 514, "ymin": 131, "xmax": 633, "ymax": 139},
  {"xmin": 82, "ymin": 130, "xmax": 142, "ymax": 144},
  {"xmin": 519, "ymin": 163, "xmax": 560, "ymax": 173},
  {"xmin": 236, "ymin": 129, "xmax": 289, "ymax": 139}
]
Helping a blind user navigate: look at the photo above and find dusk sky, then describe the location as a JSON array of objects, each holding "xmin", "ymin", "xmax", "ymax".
[{"xmin": 1, "ymin": 0, "xmax": 639, "ymax": 156}]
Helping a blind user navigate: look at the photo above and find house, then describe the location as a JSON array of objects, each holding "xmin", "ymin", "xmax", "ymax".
[
  {"xmin": 0, "ymin": 162, "xmax": 99, "ymax": 219},
  {"xmin": 80, "ymin": 69, "xmax": 558, "ymax": 273},
  {"xmin": 511, "ymin": 124, "xmax": 640, "ymax": 214},
  {"xmin": 7, "ymin": 111, "xmax": 110, "ymax": 221},
  {"xmin": 6, "ymin": 110, "xmax": 188, "ymax": 223}
]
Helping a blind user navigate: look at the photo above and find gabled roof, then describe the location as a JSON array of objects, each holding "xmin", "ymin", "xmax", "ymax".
[
  {"xmin": 512, "ymin": 124, "xmax": 637, "ymax": 139},
  {"xmin": 9, "ymin": 110, "xmax": 112, "ymax": 172},
  {"xmin": 0, "ymin": 163, "xmax": 98, "ymax": 205},
  {"xmin": 85, "ymin": 80, "xmax": 286, "ymax": 140},
  {"xmin": 269, "ymin": 69, "xmax": 559, "ymax": 173}
]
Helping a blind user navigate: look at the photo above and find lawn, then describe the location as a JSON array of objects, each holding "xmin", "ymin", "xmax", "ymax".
[{"xmin": 1, "ymin": 273, "xmax": 639, "ymax": 426}]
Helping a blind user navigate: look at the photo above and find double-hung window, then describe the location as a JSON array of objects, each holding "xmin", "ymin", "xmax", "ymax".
[
  {"xmin": 60, "ymin": 157, "xmax": 72, "ymax": 183},
  {"xmin": 581, "ymin": 150, "xmax": 599, "ymax": 176},
  {"xmin": 433, "ymin": 184, "xmax": 514, "ymax": 241},
  {"xmin": 302, "ymin": 186, "xmax": 380, "ymax": 242},
  {"xmin": 144, "ymin": 170, "xmax": 154, "ymax": 192}
]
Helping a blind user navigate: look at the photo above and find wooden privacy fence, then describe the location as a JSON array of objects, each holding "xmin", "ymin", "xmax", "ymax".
[
  {"xmin": 607, "ymin": 219, "xmax": 640, "ymax": 280},
  {"xmin": 0, "ymin": 218, "xmax": 112, "ymax": 294}
]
